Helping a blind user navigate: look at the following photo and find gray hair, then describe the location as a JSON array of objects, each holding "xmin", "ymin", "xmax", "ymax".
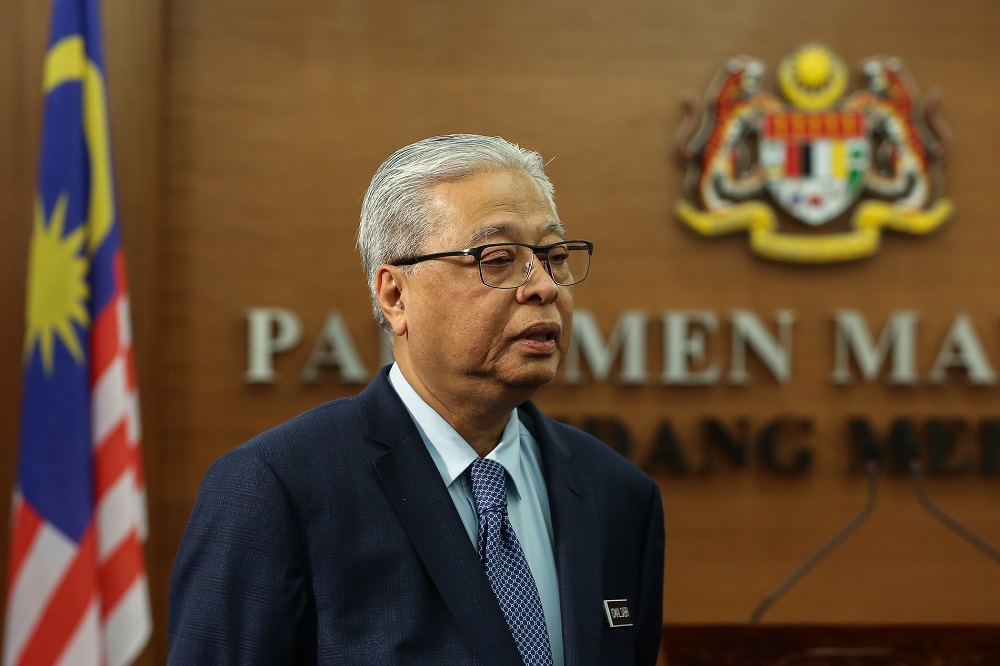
[{"xmin": 357, "ymin": 134, "xmax": 559, "ymax": 330}]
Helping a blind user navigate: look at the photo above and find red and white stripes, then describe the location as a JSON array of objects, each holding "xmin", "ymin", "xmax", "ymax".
[{"xmin": 5, "ymin": 251, "xmax": 150, "ymax": 666}]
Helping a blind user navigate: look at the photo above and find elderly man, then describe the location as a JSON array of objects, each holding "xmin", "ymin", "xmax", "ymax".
[{"xmin": 168, "ymin": 134, "xmax": 664, "ymax": 665}]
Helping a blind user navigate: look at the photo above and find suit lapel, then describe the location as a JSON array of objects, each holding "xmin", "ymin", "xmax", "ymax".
[
  {"xmin": 364, "ymin": 371, "xmax": 522, "ymax": 666},
  {"xmin": 521, "ymin": 403, "xmax": 602, "ymax": 666}
]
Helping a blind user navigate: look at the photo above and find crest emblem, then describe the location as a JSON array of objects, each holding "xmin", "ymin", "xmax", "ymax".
[{"xmin": 674, "ymin": 44, "xmax": 953, "ymax": 262}]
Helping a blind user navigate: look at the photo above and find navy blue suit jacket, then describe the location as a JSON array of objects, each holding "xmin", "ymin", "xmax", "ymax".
[{"xmin": 168, "ymin": 368, "xmax": 664, "ymax": 665}]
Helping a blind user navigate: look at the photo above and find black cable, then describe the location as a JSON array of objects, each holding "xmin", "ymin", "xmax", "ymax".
[
  {"xmin": 909, "ymin": 458, "xmax": 1000, "ymax": 565},
  {"xmin": 749, "ymin": 461, "xmax": 879, "ymax": 624}
]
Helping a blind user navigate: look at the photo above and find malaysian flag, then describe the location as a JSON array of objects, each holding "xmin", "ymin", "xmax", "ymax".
[{"xmin": 4, "ymin": 0, "xmax": 151, "ymax": 664}]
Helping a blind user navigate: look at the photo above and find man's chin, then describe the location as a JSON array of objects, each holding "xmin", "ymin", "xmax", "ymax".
[{"xmin": 503, "ymin": 363, "xmax": 560, "ymax": 390}]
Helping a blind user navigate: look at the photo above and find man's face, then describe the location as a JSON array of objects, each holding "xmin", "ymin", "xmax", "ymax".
[{"xmin": 394, "ymin": 168, "xmax": 574, "ymax": 396}]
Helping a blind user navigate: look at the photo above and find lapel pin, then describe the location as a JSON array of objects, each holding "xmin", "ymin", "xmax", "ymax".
[{"xmin": 603, "ymin": 599, "xmax": 633, "ymax": 628}]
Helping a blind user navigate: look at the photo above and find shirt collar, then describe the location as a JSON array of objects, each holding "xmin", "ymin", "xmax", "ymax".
[{"xmin": 388, "ymin": 363, "xmax": 524, "ymax": 499}]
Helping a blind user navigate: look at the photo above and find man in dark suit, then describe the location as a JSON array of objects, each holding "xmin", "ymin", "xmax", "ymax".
[{"xmin": 168, "ymin": 134, "xmax": 664, "ymax": 665}]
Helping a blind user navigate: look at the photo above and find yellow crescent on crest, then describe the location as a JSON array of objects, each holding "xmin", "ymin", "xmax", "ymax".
[{"xmin": 778, "ymin": 44, "xmax": 847, "ymax": 110}]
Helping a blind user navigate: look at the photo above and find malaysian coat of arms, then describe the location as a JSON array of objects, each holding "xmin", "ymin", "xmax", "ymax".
[{"xmin": 674, "ymin": 44, "xmax": 953, "ymax": 262}]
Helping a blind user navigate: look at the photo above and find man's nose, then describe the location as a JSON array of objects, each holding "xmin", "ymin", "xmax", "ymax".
[{"xmin": 517, "ymin": 253, "xmax": 559, "ymax": 302}]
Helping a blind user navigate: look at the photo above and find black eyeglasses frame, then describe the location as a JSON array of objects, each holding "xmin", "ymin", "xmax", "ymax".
[{"xmin": 390, "ymin": 239, "xmax": 593, "ymax": 289}]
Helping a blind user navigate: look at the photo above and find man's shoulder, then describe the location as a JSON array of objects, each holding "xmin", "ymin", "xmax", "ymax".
[
  {"xmin": 243, "ymin": 393, "xmax": 366, "ymax": 454},
  {"xmin": 199, "ymin": 394, "xmax": 362, "ymax": 486},
  {"xmin": 208, "ymin": 372, "xmax": 400, "ymax": 480}
]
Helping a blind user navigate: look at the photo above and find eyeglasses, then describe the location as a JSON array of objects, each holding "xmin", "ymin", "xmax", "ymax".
[{"xmin": 391, "ymin": 240, "xmax": 593, "ymax": 289}]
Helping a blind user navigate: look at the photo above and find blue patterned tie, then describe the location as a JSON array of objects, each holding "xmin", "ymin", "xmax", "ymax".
[{"xmin": 470, "ymin": 458, "xmax": 554, "ymax": 666}]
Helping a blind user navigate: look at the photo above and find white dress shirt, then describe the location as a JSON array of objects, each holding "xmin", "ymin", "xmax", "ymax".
[{"xmin": 388, "ymin": 363, "xmax": 564, "ymax": 666}]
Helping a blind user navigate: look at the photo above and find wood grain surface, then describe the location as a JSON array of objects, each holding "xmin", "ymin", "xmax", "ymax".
[{"xmin": 3, "ymin": 1, "xmax": 1000, "ymax": 662}]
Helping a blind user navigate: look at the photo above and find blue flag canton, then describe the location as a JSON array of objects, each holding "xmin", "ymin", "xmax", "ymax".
[{"xmin": 19, "ymin": 0, "xmax": 121, "ymax": 544}]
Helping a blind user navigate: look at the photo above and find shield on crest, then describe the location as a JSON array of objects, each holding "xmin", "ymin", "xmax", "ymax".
[{"xmin": 759, "ymin": 111, "xmax": 870, "ymax": 226}]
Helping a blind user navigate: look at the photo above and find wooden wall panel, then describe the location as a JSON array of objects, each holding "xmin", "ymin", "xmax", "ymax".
[
  {"xmin": 0, "ymin": 0, "xmax": 48, "ymax": 656},
  {"xmin": 4, "ymin": 0, "xmax": 1000, "ymax": 662},
  {"xmin": 101, "ymin": 2, "xmax": 165, "ymax": 662}
]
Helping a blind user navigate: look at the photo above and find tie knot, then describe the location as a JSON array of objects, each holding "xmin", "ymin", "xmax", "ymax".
[{"xmin": 470, "ymin": 458, "xmax": 508, "ymax": 516}]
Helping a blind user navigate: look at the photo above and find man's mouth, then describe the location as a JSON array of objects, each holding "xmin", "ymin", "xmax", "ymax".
[{"xmin": 517, "ymin": 324, "xmax": 561, "ymax": 352}]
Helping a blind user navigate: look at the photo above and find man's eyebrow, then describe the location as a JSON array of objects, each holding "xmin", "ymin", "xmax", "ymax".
[
  {"xmin": 468, "ymin": 224, "xmax": 513, "ymax": 245},
  {"xmin": 541, "ymin": 220, "xmax": 566, "ymax": 237},
  {"xmin": 467, "ymin": 220, "xmax": 566, "ymax": 246}
]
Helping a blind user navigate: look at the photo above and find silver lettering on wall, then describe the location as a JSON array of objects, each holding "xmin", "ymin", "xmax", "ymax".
[
  {"xmin": 662, "ymin": 311, "xmax": 721, "ymax": 385},
  {"xmin": 563, "ymin": 310, "xmax": 648, "ymax": 384},
  {"xmin": 245, "ymin": 307, "xmax": 303, "ymax": 383},
  {"xmin": 562, "ymin": 310, "xmax": 795, "ymax": 386},
  {"xmin": 928, "ymin": 314, "xmax": 996, "ymax": 385},
  {"xmin": 301, "ymin": 311, "xmax": 368, "ymax": 384},
  {"xmin": 244, "ymin": 307, "xmax": 1000, "ymax": 386},
  {"xmin": 831, "ymin": 310, "xmax": 919, "ymax": 385},
  {"xmin": 729, "ymin": 310, "xmax": 795, "ymax": 385},
  {"xmin": 831, "ymin": 310, "xmax": 997, "ymax": 386}
]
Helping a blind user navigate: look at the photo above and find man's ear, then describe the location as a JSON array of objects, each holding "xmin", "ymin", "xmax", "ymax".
[{"xmin": 375, "ymin": 265, "xmax": 408, "ymax": 336}]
